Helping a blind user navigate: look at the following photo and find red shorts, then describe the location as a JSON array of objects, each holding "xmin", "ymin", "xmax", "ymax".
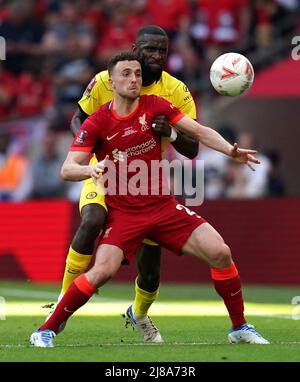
[{"xmin": 100, "ymin": 198, "xmax": 206, "ymax": 263}]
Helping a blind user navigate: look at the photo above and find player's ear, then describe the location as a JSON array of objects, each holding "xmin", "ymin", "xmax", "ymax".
[
  {"xmin": 109, "ymin": 78, "xmax": 115, "ymax": 89},
  {"xmin": 132, "ymin": 43, "xmax": 136, "ymax": 52}
]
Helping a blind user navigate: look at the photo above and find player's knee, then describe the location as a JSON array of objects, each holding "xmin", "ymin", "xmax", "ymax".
[
  {"xmin": 90, "ymin": 269, "xmax": 111, "ymax": 286},
  {"xmin": 90, "ymin": 263, "xmax": 118, "ymax": 286},
  {"xmin": 209, "ymin": 243, "xmax": 232, "ymax": 268},
  {"xmin": 80, "ymin": 205, "xmax": 106, "ymax": 236}
]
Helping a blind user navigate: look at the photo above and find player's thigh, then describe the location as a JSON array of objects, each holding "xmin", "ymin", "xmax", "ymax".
[
  {"xmin": 136, "ymin": 242, "xmax": 161, "ymax": 273},
  {"xmin": 148, "ymin": 201, "xmax": 205, "ymax": 256},
  {"xmin": 79, "ymin": 176, "xmax": 107, "ymax": 215},
  {"xmin": 182, "ymin": 222, "xmax": 228, "ymax": 263}
]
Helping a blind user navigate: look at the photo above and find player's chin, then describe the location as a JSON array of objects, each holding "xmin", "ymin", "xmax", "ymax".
[
  {"xmin": 127, "ymin": 89, "xmax": 140, "ymax": 98},
  {"xmin": 147, "ymin": 60, "xmax": 162, "ymax": 69}
]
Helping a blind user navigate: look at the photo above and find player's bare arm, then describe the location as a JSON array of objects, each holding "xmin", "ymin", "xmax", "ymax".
[
  {"xmin": 61, "ymin": 151, "xmax": 93, "ymax": 181},
  {"xmin": 174, "ymin": 116, "xmax": 260, "ymax": 171},
  {"xmin": 70, "ymin": 106, "xmax": 89, "ymax": 137},
  {"xmin": 152, "ymin": 115, "xmax": 198, "ymax": 159},
  {"xmin": 61, "ymin": 151, "xmax": 108, "ymax": 183}
]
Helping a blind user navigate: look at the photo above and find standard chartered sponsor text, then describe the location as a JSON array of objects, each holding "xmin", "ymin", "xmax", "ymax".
[{"xmin": 125, "ymin": 138, "xmax": 156, "ymax": 157}]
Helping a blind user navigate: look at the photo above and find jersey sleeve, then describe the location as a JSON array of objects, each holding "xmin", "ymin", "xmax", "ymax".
[
  {"xmin": 70, "ymin": 114, "xmax": 101, "ymax": 152},
  {"xmin": 78, "ymin": 71, "xmax": 113, "ymax": 115},
  {"xmin": 151, "ymin": 95, "xmax": 185, "ymax": 124},
  {"xmin": 78, "ymin": 75, "xmax": 101, "ymax": 115},
  {"xmin": 171, "ymin": 82, "xmax": 196, "ymax": 119}
]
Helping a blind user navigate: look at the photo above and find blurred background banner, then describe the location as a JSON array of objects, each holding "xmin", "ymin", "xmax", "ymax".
[
  {"xmin": 1, "ymin": 198, "xmax": 300, "ymax": 285},
  {"xmin": 0, "ymin": 0, "xmax": 299, "ymax": 284}
]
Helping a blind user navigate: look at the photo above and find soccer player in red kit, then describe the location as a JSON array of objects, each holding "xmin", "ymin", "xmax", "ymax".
[{"xmin": 30, "ymin": 52, "xmax": 269, "ymax": 347}]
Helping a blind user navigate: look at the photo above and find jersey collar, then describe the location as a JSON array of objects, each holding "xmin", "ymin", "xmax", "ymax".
[{"xmin": 109, "ymin": 97, "xmax": 141, "ymax": 121}]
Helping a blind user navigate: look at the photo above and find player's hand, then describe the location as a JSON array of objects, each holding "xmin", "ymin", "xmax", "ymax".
[
  {"xmin": 90, "ymin": 155, "xmax": 109, "ymax": 183},
  {"xmin": 230, "ymin": 143, "xmax": 260, "ymax": 171},
  {"xmin": 151, "ymin": 116, "xmax": 171, "ymax": 137}
]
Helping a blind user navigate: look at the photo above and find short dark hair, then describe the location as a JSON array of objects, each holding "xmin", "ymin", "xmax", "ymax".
[
  {"xmin": 135, "ymin": 25, "xmax": 168, "ymax": 45},
  {"xmin": 107, "ymin": 51, "xmax": 141, "ymax": 75}
]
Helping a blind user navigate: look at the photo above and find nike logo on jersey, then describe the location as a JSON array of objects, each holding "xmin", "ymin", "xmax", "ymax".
[
  {"xmin": 230, "ymin": 290, "xmax": 241, "ymax": 297},
  {"xmin": 107, "ymin": 132, "xmax": 120, "ymax": 141},
  {"xmin": 64, "ymin": 307, "xmax": 74, "ymax": 313}
]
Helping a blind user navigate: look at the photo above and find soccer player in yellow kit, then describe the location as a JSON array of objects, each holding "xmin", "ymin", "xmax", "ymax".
[{"xmin": 58, "ymin": 25, "xmax": 198, "ymax": 342}]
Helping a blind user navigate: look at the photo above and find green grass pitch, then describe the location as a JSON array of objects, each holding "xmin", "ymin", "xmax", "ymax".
[{"xmin": 0, "ymin": 281, "xmax": 300, "ymax": 362}]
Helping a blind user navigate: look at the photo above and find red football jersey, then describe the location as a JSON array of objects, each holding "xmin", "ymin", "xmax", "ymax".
[{"xmin": 70, "ymin": 95, "xmax": 184, "ymax": 209}]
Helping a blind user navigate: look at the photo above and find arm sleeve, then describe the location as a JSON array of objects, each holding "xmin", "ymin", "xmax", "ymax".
[
  {"xmin": 78, "ymin": 76, "xmax": 101, "ymax": 115},
  {"xmin": 70, "ymin": 115, "xmax": 101, "ymax": 152},
  {"xmin": 78, "ymin": 72, "xmax": 113, "ymax": 115},
  {"xmin": 151, "ymin": 96, "xmax": 185, "ymax": 124}
]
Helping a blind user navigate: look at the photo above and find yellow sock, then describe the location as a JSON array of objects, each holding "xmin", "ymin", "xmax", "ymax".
[
  {"xmin": 133, "ymin": 278, "xmax": 159, "ymax": 318},
  {"xmin": 60, "ymin": 247, "xmax": 93, "ymax": 296}
]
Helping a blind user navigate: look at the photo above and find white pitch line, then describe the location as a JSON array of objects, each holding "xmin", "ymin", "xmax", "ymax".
[
  {"xmin": 0, "ymin": 342, "xmax": 251, "ymax": 348},
  {"xmin": 1, "ymin": 341, "xmax": 300, "ymax": 348}
]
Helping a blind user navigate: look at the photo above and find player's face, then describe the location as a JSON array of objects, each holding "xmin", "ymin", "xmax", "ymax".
[
  {"xmin": 110, "ymin": 60, "xmax": 142, "ymax": 99},
  {"xmin": 134, "ymin": 34, "xmax": 168, "ymax": 82}
]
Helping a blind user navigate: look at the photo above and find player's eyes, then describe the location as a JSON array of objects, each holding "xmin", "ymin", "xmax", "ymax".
[
  {"xmin": 144, "ymin": 47, "xmax": 166, "ymax": 56},
  {"xmin": 145, "ymin": 47, "xmax": 156, "ymax": 52}
]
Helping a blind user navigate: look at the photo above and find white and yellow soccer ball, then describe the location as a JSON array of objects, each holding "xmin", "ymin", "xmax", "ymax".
[{"xmin": 209, "ymin": 52, "xmax": 254, "ymax": 97}]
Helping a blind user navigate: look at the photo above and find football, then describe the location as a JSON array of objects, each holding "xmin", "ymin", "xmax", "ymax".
[{"xmin": 209, "ymin": 52, "xmax": 254, "ymax": 97}]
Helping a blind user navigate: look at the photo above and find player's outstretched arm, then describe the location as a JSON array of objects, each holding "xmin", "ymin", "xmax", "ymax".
[
  {"xmin": 152, "ymin": 115, "xmax": 198, "ymax": 159},
  {"xmin": 174, "ymin": 116, "xmax": 260, "ymax": 171},
  {"xmin": 70, "ymin": 106, "xmax": 90, "ymax": 137}
]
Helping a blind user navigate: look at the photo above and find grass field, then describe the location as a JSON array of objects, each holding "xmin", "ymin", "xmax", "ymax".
[{"xmin": 0, "ymin": 281, "xmax": 300, "ymax": 362}]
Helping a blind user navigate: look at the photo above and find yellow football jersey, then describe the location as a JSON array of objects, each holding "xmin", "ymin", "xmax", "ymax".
[
  {"xmin": 79, "ymin": 70, "xmax": 196, "ymax": 156},
  {"xmin": 79, "ymin": 70, "xmax": 196, "ymax": 119}
]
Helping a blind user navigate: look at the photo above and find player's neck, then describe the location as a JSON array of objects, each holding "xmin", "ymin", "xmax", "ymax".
[
  {"xmin": 142, "ymin": 78, "xmax": 155, "ymax": 87},
  {"xmin": 142, "ymin": 69, "xmax": 162, "ymax": 86},
  {"xmin": 112, "ymin": 96, "xmax": 140, "ymax": 117}
]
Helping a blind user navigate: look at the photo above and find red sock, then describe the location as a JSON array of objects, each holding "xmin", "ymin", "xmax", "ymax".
[
  {"xmin": 40, "ymin": 275, "xmax": 96, "ymax": 333},
  {"xmin": 211, "ymin": 264, "xmax": 246, "ymax": 329}
]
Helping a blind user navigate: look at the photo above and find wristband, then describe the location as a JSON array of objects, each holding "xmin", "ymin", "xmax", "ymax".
[{"xmin": 169, "ymin": 127, "xmax": 178, "ymax": 142}]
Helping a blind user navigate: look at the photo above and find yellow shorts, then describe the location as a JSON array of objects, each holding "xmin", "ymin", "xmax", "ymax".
[{"xmin": 79, "ymin": 155, "xmax": 158, "ymax": 246}]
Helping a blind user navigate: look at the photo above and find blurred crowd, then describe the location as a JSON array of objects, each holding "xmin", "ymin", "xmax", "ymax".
[
  {"xmin": 166, "ymin": 125, "xmax": 286, "ymax": 202},
  {"xmin": 0, "ymin": 0, "xmax": 297, "ymax": 202}
]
